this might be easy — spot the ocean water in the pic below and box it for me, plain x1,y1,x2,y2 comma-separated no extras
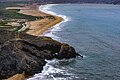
28,4,120,80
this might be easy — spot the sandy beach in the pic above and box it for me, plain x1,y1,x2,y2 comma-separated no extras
6,4,62,36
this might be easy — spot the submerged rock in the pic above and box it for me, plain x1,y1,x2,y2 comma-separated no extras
0,30,79,79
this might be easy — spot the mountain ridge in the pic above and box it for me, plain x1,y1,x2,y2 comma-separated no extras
0,0,120,4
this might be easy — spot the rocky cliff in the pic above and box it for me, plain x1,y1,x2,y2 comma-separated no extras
0,30,80,79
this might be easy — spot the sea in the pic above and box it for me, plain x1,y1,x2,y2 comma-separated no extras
28,4,120,80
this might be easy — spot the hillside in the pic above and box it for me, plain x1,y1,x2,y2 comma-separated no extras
0,0,120,4
33,0,120,4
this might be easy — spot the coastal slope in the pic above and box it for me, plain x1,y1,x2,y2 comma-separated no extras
0,30,79,79
0,2,78,80
6,4,62,36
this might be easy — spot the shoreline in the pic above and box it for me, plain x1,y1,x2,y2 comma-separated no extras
5,4,71,80
6,4,63,36
39,4,71,38
5,4,63,80
21,4,63,36
2,2,120,80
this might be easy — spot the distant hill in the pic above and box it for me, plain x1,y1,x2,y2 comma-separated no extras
0,0,28,2
33,0,120,4
0,0,120,4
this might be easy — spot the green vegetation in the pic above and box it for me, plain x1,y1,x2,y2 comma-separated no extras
45,16,56,20
0,21,12,26
0,10,40,21
0,26,15,30
13,26,23,32
0,1,41,32
0,21,7,26
8,9,20,12
0,2,41,21
0,1,55,32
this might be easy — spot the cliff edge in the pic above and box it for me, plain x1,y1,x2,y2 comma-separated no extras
0,30,80,79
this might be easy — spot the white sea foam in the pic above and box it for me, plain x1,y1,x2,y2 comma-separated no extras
27,4,74,80
81,53,87,58
39,4,71,40
27,59,75,80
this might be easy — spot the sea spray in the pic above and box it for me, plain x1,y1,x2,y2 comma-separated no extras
27,59,76,80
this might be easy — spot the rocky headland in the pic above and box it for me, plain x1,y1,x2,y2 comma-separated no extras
0,30,80,79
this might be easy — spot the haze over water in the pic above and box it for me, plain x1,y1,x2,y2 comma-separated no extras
29,4,120,80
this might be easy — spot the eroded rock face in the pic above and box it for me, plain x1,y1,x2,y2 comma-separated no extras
0,30,79,79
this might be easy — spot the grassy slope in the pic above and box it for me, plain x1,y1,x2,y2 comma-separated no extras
0,1,41,21
0,1,41,31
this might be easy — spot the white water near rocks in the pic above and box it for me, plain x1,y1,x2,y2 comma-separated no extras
27,4,76,80
28,59,78,80
28,4,120,80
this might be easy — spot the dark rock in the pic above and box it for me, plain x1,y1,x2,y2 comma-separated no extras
0,40,46,79
0,30,79,79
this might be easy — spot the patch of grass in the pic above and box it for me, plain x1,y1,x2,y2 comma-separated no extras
45,16,56,20
8,9,20,12
0,9,41,21
0,2,42,21
0,26,16,30
0,1,45,32
0,21,7,26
